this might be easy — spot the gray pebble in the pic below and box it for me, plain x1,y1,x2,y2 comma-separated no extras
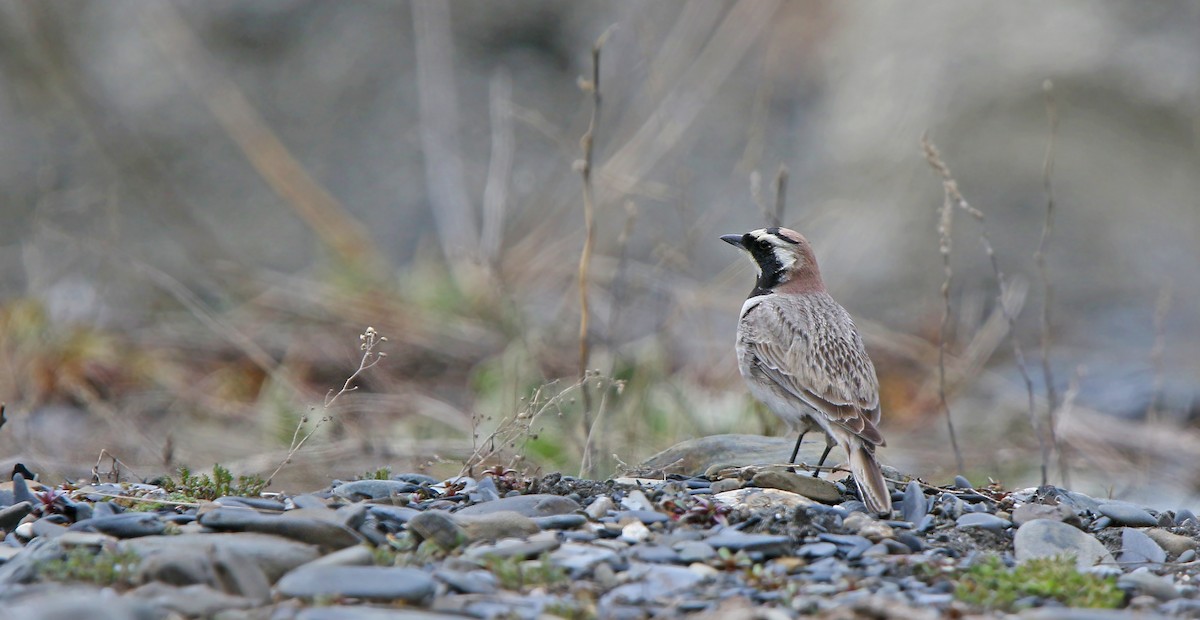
198,507,362,551
0,502,32,531
614,510,670,525
798,542,838,558
954,476,972,489
1178,549,1196,563
392,473,439,486
674,541,715,563
1088,516,1112,531
407,511,468,549
1098,502,1157,527
1014,519,1114,570
631,544,680,563
916,514,936,533
277,566,435,603
331,480,419,500
900,481,926,524
455,493,580,518
69,513,165,538
955,513,1011,533
1119,527,1166,567
434,568,497,594
704,530,791,557
1117,568,1179,601
1175,509,1196,526
532,514,587,530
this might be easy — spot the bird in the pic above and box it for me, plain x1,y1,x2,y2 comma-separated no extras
721,226,891,515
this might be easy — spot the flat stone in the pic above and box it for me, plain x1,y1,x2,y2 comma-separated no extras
129,582,256,617
637,434,832,476
1014,520,1115,571
1146,528,1198,557
0,502,32,531
332,480,419,500
955,513,1012,533
621,520,651,543
434,568,497,594
704,530,791,557
631,544,679,563
532,514,587,530
675,541,716,563
1119,527,1166,568
1117,568,1179,601
276,566,436,603
798,542,838,558
900,481,926,524
709,478,743,494
713,487,813,513
751,470,841,503
549,542,625,578
1012,503,1076,527
4,590,163,619
614,510,670,525
296,608,463,620
619,490,654,512
69,513,166,538
600,563,704,606
456,511,540,542
121,533,319,582
1098,502,1157,527
462,532,560,561
585,496,614,520
367,505,421,526
198,507,362,550
454,494,579,518
407,511,468,549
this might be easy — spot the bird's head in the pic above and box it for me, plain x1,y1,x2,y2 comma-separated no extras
720,227,824,295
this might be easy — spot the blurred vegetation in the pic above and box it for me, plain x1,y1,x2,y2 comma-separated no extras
955,555,1124,611
0,2,1197,504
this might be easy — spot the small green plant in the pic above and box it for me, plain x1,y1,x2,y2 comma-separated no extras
955,555,1124,611
482,552,567,591
38,546,141,588
362,466,392,480
160,464,267,500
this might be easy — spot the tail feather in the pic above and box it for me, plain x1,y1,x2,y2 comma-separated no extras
848,441,891,516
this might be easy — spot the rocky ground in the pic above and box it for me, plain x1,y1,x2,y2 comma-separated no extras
1,437,1199,619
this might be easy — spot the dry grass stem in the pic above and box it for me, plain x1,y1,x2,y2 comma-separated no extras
1053,364,1086,488
922,135,1048,486
481,68,514,270
927,132,966,474
1035,79,1062,482
265,327,387,487
576,26,615,476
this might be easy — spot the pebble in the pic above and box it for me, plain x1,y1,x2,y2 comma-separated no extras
1119,527,1167,567
900,481,926,524
1011,502,1077,527
1013,519,1115,570
675,541,716,563
704,530,791,557
454,494,580,518
1145,528,1197,557
331,480,420,500
407,511,469,549
277,566,436,603
1118,568,1180,601
585,495,615,520
198,507,362,550
751,470,841,503
69,513,166,538
1098,502,1159,527
955,513,1011,533
620,520,651,544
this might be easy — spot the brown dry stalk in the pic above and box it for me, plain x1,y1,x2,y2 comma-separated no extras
1147,281,1174,428
927,134,966,475
1035,79,1063,483
577,27,615,477
265,327,387,488
922,135,1048,486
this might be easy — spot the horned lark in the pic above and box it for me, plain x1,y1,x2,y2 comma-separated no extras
722,227,891,515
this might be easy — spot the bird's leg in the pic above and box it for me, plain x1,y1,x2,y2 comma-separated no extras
789,430,808,465
812,433,835,478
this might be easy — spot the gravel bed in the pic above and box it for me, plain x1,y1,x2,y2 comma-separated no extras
2,463,1199,619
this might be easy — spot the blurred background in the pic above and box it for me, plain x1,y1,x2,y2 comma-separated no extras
1,0,1198,508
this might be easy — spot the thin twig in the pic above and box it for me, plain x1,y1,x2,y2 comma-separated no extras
576,26,615,475
927,133,965,474
1035,79,1062,482
773,165,789,227
264,327,387,488
481,68,514,270
922,135,1048,486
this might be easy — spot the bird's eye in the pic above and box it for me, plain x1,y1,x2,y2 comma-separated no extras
757,239,771,250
